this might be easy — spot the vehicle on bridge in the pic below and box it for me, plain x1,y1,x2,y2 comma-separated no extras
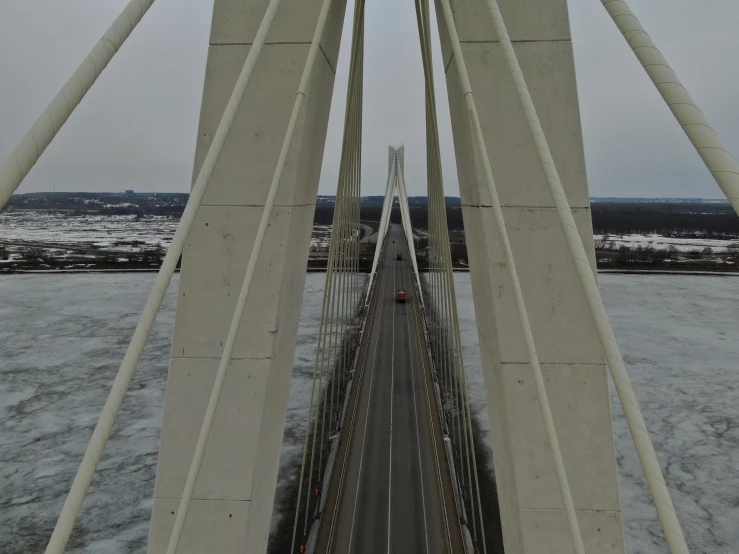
396,251,402,260
396,289,406,303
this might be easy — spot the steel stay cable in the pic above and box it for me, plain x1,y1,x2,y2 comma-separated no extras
485,0,690,551
397,167,423,295
414,0,445,399
344,59,361,416
304,159,350,531
415,0,446,376
428,98,484,547
301,186,341,535
600,0,739,218
438,1,586,552
428,89,483,549
338,76,356,419
333,50,359,435
300,0,365,539
422,35,487,541
454,303,488,553
291,189,337,550
345,37,364,411
415,0,457,469
328,155,348,440
416,1,485,537
305,154,344,532
323,1,364,469
331,90,354,439
0,0,156,211
351,46,363,324
318,151,347,503
43,2,284,551
420,12,439,381
366,168,394,300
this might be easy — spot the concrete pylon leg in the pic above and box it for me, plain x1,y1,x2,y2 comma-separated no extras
147,1,347,553
434,1,625,552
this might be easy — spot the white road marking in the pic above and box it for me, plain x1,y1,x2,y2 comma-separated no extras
401,240,431,554
345,231,391,553
387,234,397,554
405,237,455,552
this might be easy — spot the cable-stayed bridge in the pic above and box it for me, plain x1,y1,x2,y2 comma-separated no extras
1,0,738,553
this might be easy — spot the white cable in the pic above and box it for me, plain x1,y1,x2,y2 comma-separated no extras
600,0,739,218
0,0,156,210
316,0,364,492
294,1,365,545
366,158,395,299
161,0,343,550
396,160,423,297
485,0,689,551
43,2,282,552
437,1,586,552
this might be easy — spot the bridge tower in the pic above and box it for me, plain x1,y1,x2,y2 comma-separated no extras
435,1,624,552
149,0,624,552
147,2,348,552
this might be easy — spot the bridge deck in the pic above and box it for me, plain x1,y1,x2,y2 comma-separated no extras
316,224,464,554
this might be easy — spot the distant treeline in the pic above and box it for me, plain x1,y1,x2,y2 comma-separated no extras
590,202,739,238
6,193,738,238
344,202,738,238
314,205,465,229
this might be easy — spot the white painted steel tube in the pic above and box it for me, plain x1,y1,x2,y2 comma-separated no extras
397,164,423,297
437,1,586,553
486,0,689,551
164,0,341,550
0,0,156,210
366,162,395,299
43,2,282,552
601,0,739,217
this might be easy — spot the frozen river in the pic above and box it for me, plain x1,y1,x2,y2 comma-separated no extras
1,272,737,553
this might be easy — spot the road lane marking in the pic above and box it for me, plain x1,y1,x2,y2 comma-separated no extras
401,240,430,554
327,232,389,553
405,240,454,552
345,229,392,553
387,234,397,554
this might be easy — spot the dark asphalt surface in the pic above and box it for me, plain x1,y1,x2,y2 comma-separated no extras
316,225,463,554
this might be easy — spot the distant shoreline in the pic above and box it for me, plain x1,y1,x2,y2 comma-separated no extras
2,267,738,277
2,201,737,274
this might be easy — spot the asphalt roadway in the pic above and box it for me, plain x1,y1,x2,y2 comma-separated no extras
315,224,464,554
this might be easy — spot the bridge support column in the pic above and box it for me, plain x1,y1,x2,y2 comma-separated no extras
147,1,346,552
435,2,626,552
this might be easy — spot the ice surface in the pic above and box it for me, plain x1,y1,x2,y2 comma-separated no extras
452,273,739,554
0,273,737,553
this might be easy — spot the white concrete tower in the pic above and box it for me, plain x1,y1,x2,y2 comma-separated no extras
434,1,626,552
147,1,347,553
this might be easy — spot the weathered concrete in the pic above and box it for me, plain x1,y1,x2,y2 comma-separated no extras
434,1,626,552
148,1,347,552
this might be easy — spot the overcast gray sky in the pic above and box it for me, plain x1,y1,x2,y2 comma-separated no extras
0,0,737,198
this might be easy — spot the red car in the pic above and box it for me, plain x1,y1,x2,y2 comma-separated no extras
396,289,406,303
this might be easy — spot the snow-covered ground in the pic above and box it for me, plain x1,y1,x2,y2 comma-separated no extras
0,212,177,251
310,224,332,250
0,273,737,553
594,233,739,253
0,212,337,252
